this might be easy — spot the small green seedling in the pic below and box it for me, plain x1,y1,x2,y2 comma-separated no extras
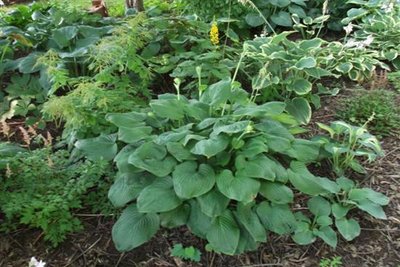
171,243,201,262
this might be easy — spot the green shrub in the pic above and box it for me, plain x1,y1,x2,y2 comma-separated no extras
0,148,112,246
76,79,388,255
336,89,400,136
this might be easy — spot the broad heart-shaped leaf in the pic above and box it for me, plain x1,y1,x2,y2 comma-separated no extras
216,170,260,203
259,181,293,204
112,204,160,251
235,155,279,181
187,200,212,238
156,124,192,145
206,210,240,255
235,225,259,255
137,177,182,213
18,53,43,73
106,112,147,127
51,26,79,49
239,136,269,158
128,142,177,177
235,203,267,242
191,135,229,158
255,120,294,152
294,57,317,70
335,218,360,241
172,161,215,199
245,12,265,27
75,134,117,161
166,142,195,162
287,78,312,95
197,188,230,217
307,196,331,217
284,139,320,163
271,11,292,27
150,97,186,121
200,79,232,107
117,125,153,144
288,162,340,195
108,172,155,208
285,97,312,125
314,226,337,248
211,120,251,137
233,102,286,117
114,145,141,173
256,202,297,235
159,204,190,228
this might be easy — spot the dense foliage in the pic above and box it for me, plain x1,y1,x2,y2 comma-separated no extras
0,0,398,259
0,146,112,246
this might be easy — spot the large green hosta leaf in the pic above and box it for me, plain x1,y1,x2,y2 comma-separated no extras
172,161,215,199
128,142,176,177
114,145,141,173
159,204,190,228
150,96,187,120
235,155,281,181
51,26,79,49
284,139,320,162
200,79,232,107
233,102,286,117
187,200,212,238
255,120,293,152
108,172,155,208
216,170,260,203
191,135,229,158
197,188,230,217
211,120,251,137
206,210,240,255
288,161,340,195
112,205,160,251
285,97,312,125
256,202,297,235
137,177,182,213
259,181,293,204
235,203,267,242
75,134,117,161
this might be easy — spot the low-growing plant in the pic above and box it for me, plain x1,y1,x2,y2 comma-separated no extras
171,243,201,262
316,120,383,176
342,0,400,68
336,89,400,136
75,79,389,255
0,148,112,246
319,256,343,267
242,31,387,124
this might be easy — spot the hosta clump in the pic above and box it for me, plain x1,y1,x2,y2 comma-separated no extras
76,79,389,255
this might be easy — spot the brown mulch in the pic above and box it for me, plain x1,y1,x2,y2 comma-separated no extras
1,86,400,267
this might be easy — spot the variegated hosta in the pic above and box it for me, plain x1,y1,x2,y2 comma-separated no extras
76,79,389,255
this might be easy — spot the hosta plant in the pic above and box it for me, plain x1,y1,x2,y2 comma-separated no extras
242,31,388,123
76,79,389,255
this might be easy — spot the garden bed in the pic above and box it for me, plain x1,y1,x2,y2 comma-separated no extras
1,89,399,267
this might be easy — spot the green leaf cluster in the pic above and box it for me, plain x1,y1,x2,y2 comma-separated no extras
0,148,112,246
76,79,389,255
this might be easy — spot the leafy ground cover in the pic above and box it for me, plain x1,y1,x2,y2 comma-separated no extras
1,0,400,266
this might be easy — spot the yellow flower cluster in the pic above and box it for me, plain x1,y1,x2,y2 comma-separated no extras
210,22,219,45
